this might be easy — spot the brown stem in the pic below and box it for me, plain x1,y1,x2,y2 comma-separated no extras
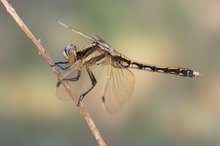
0,0,107,146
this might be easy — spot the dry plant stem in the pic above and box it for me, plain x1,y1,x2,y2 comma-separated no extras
1,0,107,146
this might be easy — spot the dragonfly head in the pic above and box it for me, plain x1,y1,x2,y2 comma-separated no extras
63,44,77,63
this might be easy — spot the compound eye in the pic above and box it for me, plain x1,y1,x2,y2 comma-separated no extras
63,44,74,59
64,44,74,55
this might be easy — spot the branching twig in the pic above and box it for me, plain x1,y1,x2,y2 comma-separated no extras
0,0,107,146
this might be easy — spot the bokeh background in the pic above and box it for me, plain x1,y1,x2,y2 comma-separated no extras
0,0,220,146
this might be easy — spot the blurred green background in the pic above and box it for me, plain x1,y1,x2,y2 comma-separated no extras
0,0,220,146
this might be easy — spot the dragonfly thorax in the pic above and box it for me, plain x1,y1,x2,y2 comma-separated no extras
63,44,77,63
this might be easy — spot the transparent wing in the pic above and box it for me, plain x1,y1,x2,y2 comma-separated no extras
56,58,107,101
56,62,82,100
102,63,135,114
92,35,116,52
92,35,112,48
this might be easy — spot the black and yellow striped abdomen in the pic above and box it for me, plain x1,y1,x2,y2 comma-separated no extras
130,61,200,77
111,54,200,77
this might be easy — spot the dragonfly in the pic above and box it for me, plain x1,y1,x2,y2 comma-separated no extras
54,20,200,114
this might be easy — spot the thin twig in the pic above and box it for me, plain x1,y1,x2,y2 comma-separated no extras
0,0,107,146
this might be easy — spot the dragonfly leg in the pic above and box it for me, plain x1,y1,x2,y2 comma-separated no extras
77,66,97,106
52,61,70,70
56,69,81,87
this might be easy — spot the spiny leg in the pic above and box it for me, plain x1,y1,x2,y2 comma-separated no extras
52,61,70,70
77,66,97,106
56,69,81,87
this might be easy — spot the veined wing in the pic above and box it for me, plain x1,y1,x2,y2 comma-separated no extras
56,53,107,101
92,35,116,53
102,59,135,114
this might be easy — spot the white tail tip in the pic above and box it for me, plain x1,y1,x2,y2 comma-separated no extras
193,71,200,77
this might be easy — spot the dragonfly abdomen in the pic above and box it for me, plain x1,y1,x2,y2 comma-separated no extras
130,61,200,77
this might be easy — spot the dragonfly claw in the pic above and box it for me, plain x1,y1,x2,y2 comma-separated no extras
77,94,85,106
50,64,55,67
77,100,81,106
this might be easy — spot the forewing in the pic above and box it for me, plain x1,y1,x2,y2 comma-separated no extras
56,59,107,101
56,62,82,100
93,35,116,53
102,64,135,114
